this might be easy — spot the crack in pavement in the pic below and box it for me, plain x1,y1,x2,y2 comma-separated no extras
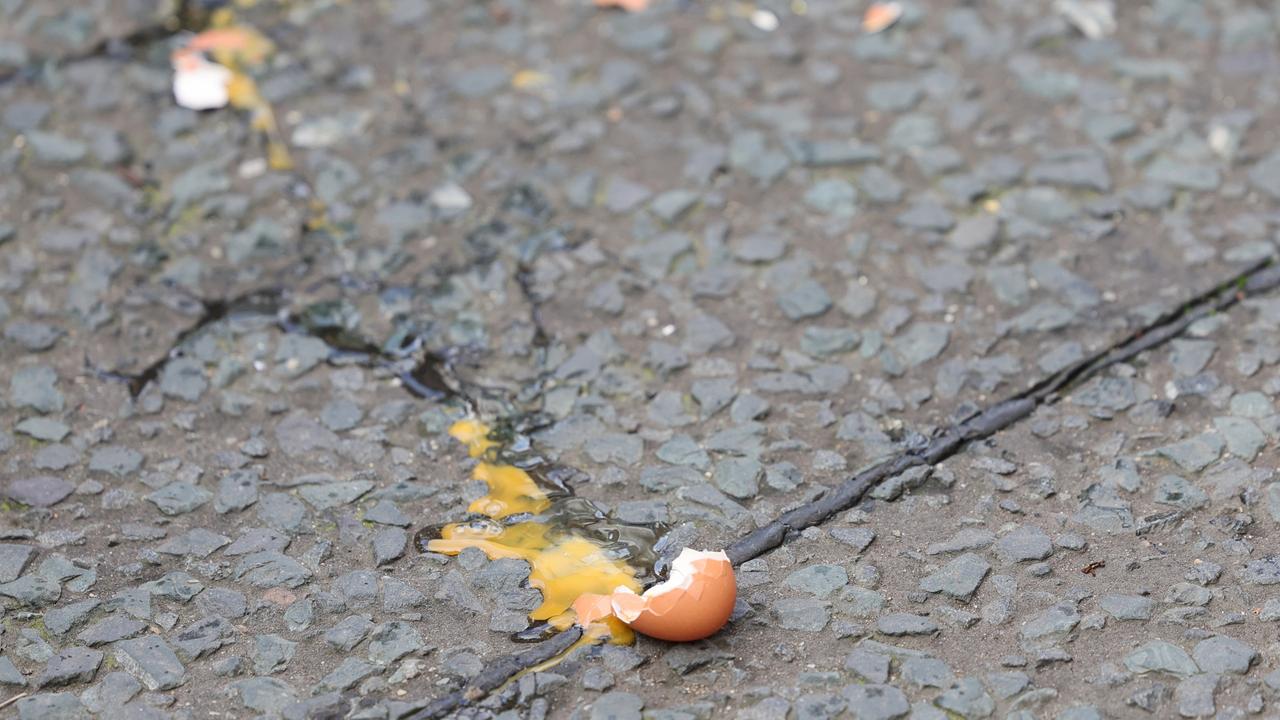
0,1,213,87
87,286,288,397
87,284,472,408
84,181,588,414
725,255,1280,564
408,254,1280,719
409,626,585,720
514,261,552,350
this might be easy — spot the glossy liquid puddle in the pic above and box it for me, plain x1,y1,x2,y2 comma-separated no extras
416,420,668,647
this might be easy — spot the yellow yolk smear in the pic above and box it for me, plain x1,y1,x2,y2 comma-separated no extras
426,420,643,645
448,419,550,518
449,418,498,455
469,464,550,518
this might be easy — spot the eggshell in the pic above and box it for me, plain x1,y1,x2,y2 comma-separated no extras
608,549,736,642
571,592,615,626
862,1,903,33
172,53,232,111
593,0,649,12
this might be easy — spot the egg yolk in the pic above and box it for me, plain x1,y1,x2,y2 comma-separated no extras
449,419,550,518
427,420,643,644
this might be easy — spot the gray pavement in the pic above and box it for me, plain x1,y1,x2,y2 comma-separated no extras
1,0,1280,718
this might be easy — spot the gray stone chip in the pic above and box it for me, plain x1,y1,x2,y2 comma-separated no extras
919,553,990,602
1125,640,1200,676
876,613,938,636
994,525,1053,563
114,637,186,690
36,647,103,688
1192,635,1257,675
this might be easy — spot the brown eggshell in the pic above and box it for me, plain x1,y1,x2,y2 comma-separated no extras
609,549,736,642
571,592,615,626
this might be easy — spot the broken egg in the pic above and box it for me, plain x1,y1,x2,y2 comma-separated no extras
426,420,646,646
168,12,293,170
172,51,233,111
573,548,736,642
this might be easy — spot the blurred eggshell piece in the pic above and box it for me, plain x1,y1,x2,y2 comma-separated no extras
187,26,275,65
173,53,233,111
594,0,649,11
608,549,736,642
862,1,903,33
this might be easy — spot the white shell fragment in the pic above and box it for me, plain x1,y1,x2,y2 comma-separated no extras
173,54,233,111
750,9,779,32
1054,0,1117,40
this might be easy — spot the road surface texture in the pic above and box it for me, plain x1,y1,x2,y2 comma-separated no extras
2,0,1280,718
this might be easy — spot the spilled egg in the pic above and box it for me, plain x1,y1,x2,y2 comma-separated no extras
425,419,736,655
424,420,648,645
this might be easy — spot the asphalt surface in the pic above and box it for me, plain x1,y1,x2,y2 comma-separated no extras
2,0,1280,718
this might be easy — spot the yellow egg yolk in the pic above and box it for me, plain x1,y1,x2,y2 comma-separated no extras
426,420,643,644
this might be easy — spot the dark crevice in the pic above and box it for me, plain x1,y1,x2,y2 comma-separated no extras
514,262,550,348
0,0,222,87
410,255,1280,719
89,284,474,410
278,302,468,406
87,286,288,397
404,627,584,720
400,353,460,401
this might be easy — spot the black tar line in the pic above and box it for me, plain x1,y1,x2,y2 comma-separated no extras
408,255,1280,720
